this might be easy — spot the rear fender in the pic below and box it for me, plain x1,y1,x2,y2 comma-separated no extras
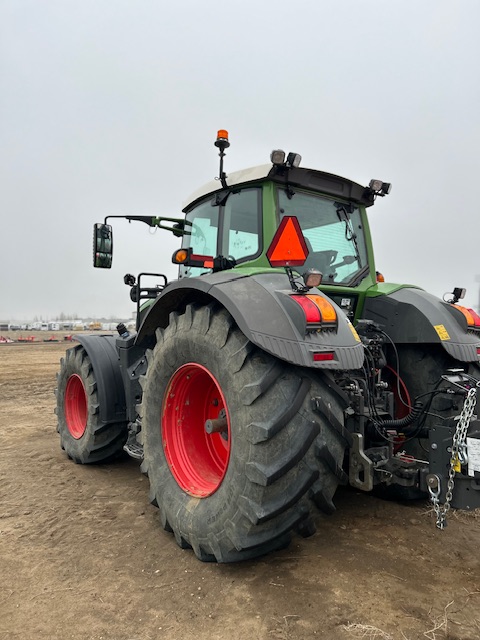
136,271,365,370
73,334,127,424
363,288,480,362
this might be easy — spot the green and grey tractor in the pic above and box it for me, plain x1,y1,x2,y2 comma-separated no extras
55,131,480,562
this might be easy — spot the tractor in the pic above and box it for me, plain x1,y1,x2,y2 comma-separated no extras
55,131,480,562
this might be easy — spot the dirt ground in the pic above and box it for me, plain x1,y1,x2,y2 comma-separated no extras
0,341,479,640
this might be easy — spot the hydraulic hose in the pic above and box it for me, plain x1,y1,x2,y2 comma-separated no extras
375,400,424,432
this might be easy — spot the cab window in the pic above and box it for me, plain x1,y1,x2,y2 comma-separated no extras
180,188,261,278
278,190,368,285
223,189,261,261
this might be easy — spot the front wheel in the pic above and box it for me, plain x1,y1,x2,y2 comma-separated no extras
140,304,347,562
55,345,128,463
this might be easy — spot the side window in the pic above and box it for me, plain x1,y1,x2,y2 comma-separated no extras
223,189,261,262
180,200,219,278
179,188,262,278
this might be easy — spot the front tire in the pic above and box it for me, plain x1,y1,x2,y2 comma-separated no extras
55,345,128,463
140,304,346,562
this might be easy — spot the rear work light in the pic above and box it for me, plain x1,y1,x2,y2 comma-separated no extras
290,294,337,328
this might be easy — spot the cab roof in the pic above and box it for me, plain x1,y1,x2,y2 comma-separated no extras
183,163,375,211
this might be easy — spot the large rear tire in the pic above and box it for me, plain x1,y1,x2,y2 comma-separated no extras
55,345,128,463
140,304,347,562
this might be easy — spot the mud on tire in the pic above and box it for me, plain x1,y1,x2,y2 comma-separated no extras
55,345,128,464
140,303,347,562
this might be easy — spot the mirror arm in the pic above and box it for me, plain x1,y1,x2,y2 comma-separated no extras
104,215,187,236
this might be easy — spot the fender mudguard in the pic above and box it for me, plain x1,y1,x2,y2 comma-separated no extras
73,334,127,424
363,287,480,362
136,271,364,370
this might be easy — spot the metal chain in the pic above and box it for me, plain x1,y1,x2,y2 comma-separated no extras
428,386,477,529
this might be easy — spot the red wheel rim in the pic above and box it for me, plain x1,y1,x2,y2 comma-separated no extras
65,374,88,439
162,363,231,497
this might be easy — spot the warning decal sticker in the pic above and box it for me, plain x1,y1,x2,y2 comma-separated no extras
467,437,480,477
434,324,451,341
348,323,361,343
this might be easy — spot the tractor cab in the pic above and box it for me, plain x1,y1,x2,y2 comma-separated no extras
93,129,392,324
172,131,392,321
178,178,371,285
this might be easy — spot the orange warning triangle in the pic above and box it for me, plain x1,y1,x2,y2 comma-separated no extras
266,216,309,267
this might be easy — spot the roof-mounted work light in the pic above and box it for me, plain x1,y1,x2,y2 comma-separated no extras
368,179,392,197
270,149,286,165
286,152,302,168
270,150,302,168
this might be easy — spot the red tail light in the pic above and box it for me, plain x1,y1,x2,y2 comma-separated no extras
290,294,337,327
453,304,480,328
291,295,321,323
467,308,480,327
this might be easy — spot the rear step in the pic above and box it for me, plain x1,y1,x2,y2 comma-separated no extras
123,441,144,460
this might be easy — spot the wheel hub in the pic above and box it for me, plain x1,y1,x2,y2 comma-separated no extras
162,363,231,497
65,374,88,439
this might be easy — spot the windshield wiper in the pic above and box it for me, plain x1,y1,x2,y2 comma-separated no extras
335,204,361,265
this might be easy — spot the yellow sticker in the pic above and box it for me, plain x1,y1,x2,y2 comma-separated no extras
434,324,450,341
349,323,361,342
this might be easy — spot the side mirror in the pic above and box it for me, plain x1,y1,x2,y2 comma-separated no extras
93,223,113,268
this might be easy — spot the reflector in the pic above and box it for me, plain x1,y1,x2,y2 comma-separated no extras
313,352,335,362
190,254,214,268
266,216,309,267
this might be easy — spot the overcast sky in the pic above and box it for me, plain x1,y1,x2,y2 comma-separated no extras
1,0,479,321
